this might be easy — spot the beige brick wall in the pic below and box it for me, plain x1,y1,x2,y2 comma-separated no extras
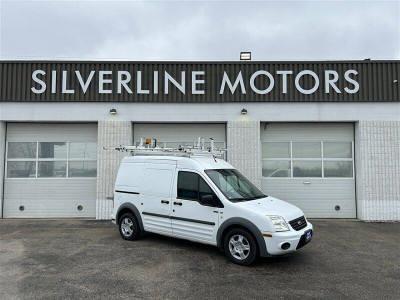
356,121,400,221
0,122,5,217
96,121,132,220
227,121,261,188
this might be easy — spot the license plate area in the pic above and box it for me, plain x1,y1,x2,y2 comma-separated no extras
305,229,312,242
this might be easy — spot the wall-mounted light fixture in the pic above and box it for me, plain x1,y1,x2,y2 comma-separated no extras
241,108,248,115
240,52,251,61
110,108,117,115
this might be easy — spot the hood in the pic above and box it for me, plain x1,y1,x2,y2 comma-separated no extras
236,196,304,222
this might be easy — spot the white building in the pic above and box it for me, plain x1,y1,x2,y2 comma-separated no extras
0,60,399,221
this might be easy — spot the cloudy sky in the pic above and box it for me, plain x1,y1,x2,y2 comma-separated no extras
0,0,399,61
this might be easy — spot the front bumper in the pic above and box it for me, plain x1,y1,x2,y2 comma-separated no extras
263,222,313,256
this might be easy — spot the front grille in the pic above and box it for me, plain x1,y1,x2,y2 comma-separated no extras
289,216,307,231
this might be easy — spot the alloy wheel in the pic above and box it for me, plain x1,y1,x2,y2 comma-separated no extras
121,218,134,236
229,234,251,260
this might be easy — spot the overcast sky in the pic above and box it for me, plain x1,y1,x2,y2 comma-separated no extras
0,0,399,61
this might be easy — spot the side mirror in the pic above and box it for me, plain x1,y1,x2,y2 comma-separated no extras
199,194,217,207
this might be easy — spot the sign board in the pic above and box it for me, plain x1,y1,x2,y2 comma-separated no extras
0,61,399,102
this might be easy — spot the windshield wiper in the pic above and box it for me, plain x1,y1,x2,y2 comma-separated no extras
229,197,247,202
253,195,267,199
230,195,267,202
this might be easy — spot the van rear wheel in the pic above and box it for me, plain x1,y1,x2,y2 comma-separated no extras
119,213,140,241
224,228,258,265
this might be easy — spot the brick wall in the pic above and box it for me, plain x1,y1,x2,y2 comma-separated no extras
96,121,132,220
227,121,261,188
0,122,5,217
356,121,400,221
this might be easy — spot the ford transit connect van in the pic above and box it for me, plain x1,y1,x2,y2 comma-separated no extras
110,142,313,265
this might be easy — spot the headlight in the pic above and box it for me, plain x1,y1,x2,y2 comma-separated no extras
268,216,289,232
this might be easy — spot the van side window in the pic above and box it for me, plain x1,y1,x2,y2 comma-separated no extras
177,171,199,200
177,171,218,203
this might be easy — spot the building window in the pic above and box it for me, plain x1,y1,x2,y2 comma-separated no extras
38,161,67,178
69,142,97,159
6,141,97,178
39,142,67,159
7,142,37,159
261,142,291,177
6,161,36,178
68,161,97,177
261,141,353,178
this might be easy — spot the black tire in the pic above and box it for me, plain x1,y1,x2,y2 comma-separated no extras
118,213,140,241
224,228,258,266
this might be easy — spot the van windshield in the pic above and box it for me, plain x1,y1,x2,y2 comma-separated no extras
205,169,266,202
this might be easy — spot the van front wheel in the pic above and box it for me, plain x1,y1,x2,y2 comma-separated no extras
224,228,258,265
119,213,140,241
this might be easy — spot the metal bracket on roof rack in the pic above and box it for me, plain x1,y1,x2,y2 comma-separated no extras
103,137,226,158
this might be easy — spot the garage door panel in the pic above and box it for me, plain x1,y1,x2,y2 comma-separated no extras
262,179,356,218
261,123,354,141
4,179,96,218
133,123,226,143
261,122,356,218
4,123,97,218
7,123,97,142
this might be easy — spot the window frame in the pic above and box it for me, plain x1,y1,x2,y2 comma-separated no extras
261,140,354,179
176,170,221,206
5,141,97,179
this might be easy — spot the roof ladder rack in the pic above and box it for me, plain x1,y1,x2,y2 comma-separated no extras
103,137,226,158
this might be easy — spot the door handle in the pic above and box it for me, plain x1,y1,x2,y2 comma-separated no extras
161,200,170,204
173,202,182,206
303,181,311,185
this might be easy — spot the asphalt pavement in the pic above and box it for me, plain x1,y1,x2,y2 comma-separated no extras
0,219,399,299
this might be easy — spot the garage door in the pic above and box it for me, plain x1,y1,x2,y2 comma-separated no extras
260,123,356,218
133,123,226,152
3,123,97,218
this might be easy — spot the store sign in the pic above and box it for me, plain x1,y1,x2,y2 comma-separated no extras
31,69,359,95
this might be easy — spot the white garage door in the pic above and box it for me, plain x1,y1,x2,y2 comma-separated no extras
260,123,356,218
133,123,226,151
4,123,97,218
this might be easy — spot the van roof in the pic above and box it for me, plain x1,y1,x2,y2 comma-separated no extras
121,155,234,170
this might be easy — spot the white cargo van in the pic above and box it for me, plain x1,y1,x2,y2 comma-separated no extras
110,140,313,265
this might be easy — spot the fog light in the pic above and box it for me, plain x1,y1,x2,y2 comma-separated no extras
281,242,291,250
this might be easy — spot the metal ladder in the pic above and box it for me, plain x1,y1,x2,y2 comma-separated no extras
104,137,226,158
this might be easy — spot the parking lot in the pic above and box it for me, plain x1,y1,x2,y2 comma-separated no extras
0,219,399,299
